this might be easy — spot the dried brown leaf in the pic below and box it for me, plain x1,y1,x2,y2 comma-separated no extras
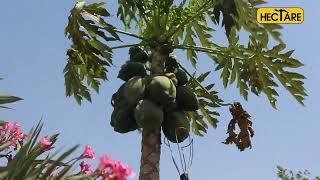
223,102,254,151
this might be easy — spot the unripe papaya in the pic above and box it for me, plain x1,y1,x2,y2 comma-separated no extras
147,76,176,106
162,111,190,143
129,47,149,63
112,84,125,107
129,47,143,59
134,100,164,130
123,76,146,105
131,52,149,63
118,62,147,81
175,69,188,86
165,56,178,72
111,104,137,133
176,86,199,111
165,73,178,86
160,44,173,55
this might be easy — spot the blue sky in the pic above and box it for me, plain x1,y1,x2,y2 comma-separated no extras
1,0,319,179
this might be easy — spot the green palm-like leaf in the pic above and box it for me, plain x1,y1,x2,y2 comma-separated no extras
0,95,23,105
0,77,22,109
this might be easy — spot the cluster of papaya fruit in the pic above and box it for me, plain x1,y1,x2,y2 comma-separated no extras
111,47,199,143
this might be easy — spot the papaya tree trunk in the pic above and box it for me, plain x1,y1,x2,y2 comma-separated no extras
139,47,166,180
139,128,161,180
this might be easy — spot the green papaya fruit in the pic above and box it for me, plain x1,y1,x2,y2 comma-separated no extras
134,100,164,130
165,73,178,86
175,69,188,86
112,84,124,107
123,76,146,105
165,56,178,72
176,86,199,111
162,111,190,143
129,47,143,59
160,44,173,55
147,76,176,106
129,47,149,63
131,52,149,63
118,62,147,81
111,104,137,133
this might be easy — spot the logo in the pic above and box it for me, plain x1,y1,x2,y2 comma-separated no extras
257,8,304,24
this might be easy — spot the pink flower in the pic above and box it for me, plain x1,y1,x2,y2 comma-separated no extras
0,130,6,137
1,123,11,138
98,155,114,169
40,137,52,151
1,122,28,148
10,132,29,148
11,132,28,141
97,155,135,180
98,155,114,179
112,160,135,180
10,123,21,134
79,161,94,175
16,133,28,140
80,145,95,159
2,123,11,131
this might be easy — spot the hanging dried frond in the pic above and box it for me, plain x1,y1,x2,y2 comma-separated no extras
223,102,254,151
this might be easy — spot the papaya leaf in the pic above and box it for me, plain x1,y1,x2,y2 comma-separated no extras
171,0,219,66
64,1,120,105
117,0,141,29
186,72,225,136
210,0,238,37
183,24,198,67
212,39,306,108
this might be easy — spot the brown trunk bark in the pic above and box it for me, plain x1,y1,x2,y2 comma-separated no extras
139,47,166,180
139,128,161,180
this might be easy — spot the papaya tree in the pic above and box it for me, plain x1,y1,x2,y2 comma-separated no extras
63,0,307,179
